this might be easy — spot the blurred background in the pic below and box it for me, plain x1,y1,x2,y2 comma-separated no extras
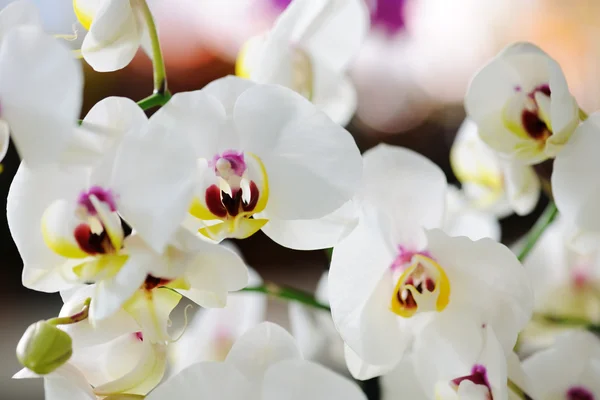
0,0,596,398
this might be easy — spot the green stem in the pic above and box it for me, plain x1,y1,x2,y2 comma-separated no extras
136,0,168,95
242,283,331,312
137,91,172,110
508,378,534,400
47,298,91,326
579,107,588,121
532,313,600,334
517,202,558,262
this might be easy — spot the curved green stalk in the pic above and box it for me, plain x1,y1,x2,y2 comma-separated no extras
242,283,331,312
135,0,171,110
517,202,558,262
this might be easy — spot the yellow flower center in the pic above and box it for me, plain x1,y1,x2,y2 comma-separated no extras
189,152,270,241
390,255,451,318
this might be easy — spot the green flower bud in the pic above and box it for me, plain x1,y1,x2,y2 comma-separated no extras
16,320,73,375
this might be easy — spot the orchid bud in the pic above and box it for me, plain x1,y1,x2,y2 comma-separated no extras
16,320,73,375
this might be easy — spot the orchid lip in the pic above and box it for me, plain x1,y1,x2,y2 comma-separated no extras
390,254,451,318
451,364,492,397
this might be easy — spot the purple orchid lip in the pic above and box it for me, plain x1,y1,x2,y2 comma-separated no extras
77,186,117,215
567,386,594,400
370,0,408,35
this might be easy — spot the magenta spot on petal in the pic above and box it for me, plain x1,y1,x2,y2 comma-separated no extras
78,186,117,215
514,85,522,92
210,150,247,177
567,387,595,400
370,0,408,35
270,0,292,11
390,245,433,270
135,332,144,342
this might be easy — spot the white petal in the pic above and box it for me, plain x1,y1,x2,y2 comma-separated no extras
112,117,197,254
90,254,150,321
443,187,501,241
81,96,148,184
177,241,248,308
93,342,167,396
523,330,600,399
0,0,42,39
521,217,569,309
170,268,266,373
426,229,533,352
380,357,428,400
501,160,540,216
361,143,447,248
263,359,367,400
225,322,302,381
124,288,181,344
81,0,142,72
148,88,228,160
413,313,507,400
0,26,82,167
344,344,398,381
0,118,9,162
260,200,359,250
202,75,257,116
312,64,358,126
287,0,369,71
7,162,87,291
146,361,256,400
329,216,407,368
43,364,96,400
288,276,345,372
553,113,600,236
61,290,139,350
233,83,362,220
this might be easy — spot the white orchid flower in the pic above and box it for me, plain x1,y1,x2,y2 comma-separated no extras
520,217,600,349
14,287,167,399
0,2,83,166
73,0,149,72
522,330,600,400
450,119,540,217
466,43,580,165
236,0,369,125
328,144,533,379
381,317,529,400
150,76,362,249
170,267,266,375
443,186,501,242
8,96,247,320
148,322,366,400
553,113,600,252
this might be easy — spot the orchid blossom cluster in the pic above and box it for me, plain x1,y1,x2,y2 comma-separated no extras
5,0,600,399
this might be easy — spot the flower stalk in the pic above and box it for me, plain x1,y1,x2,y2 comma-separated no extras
135,0,171,110
242,283,331,312
517,201,558,262
508,378,534,400
532,313,600,334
